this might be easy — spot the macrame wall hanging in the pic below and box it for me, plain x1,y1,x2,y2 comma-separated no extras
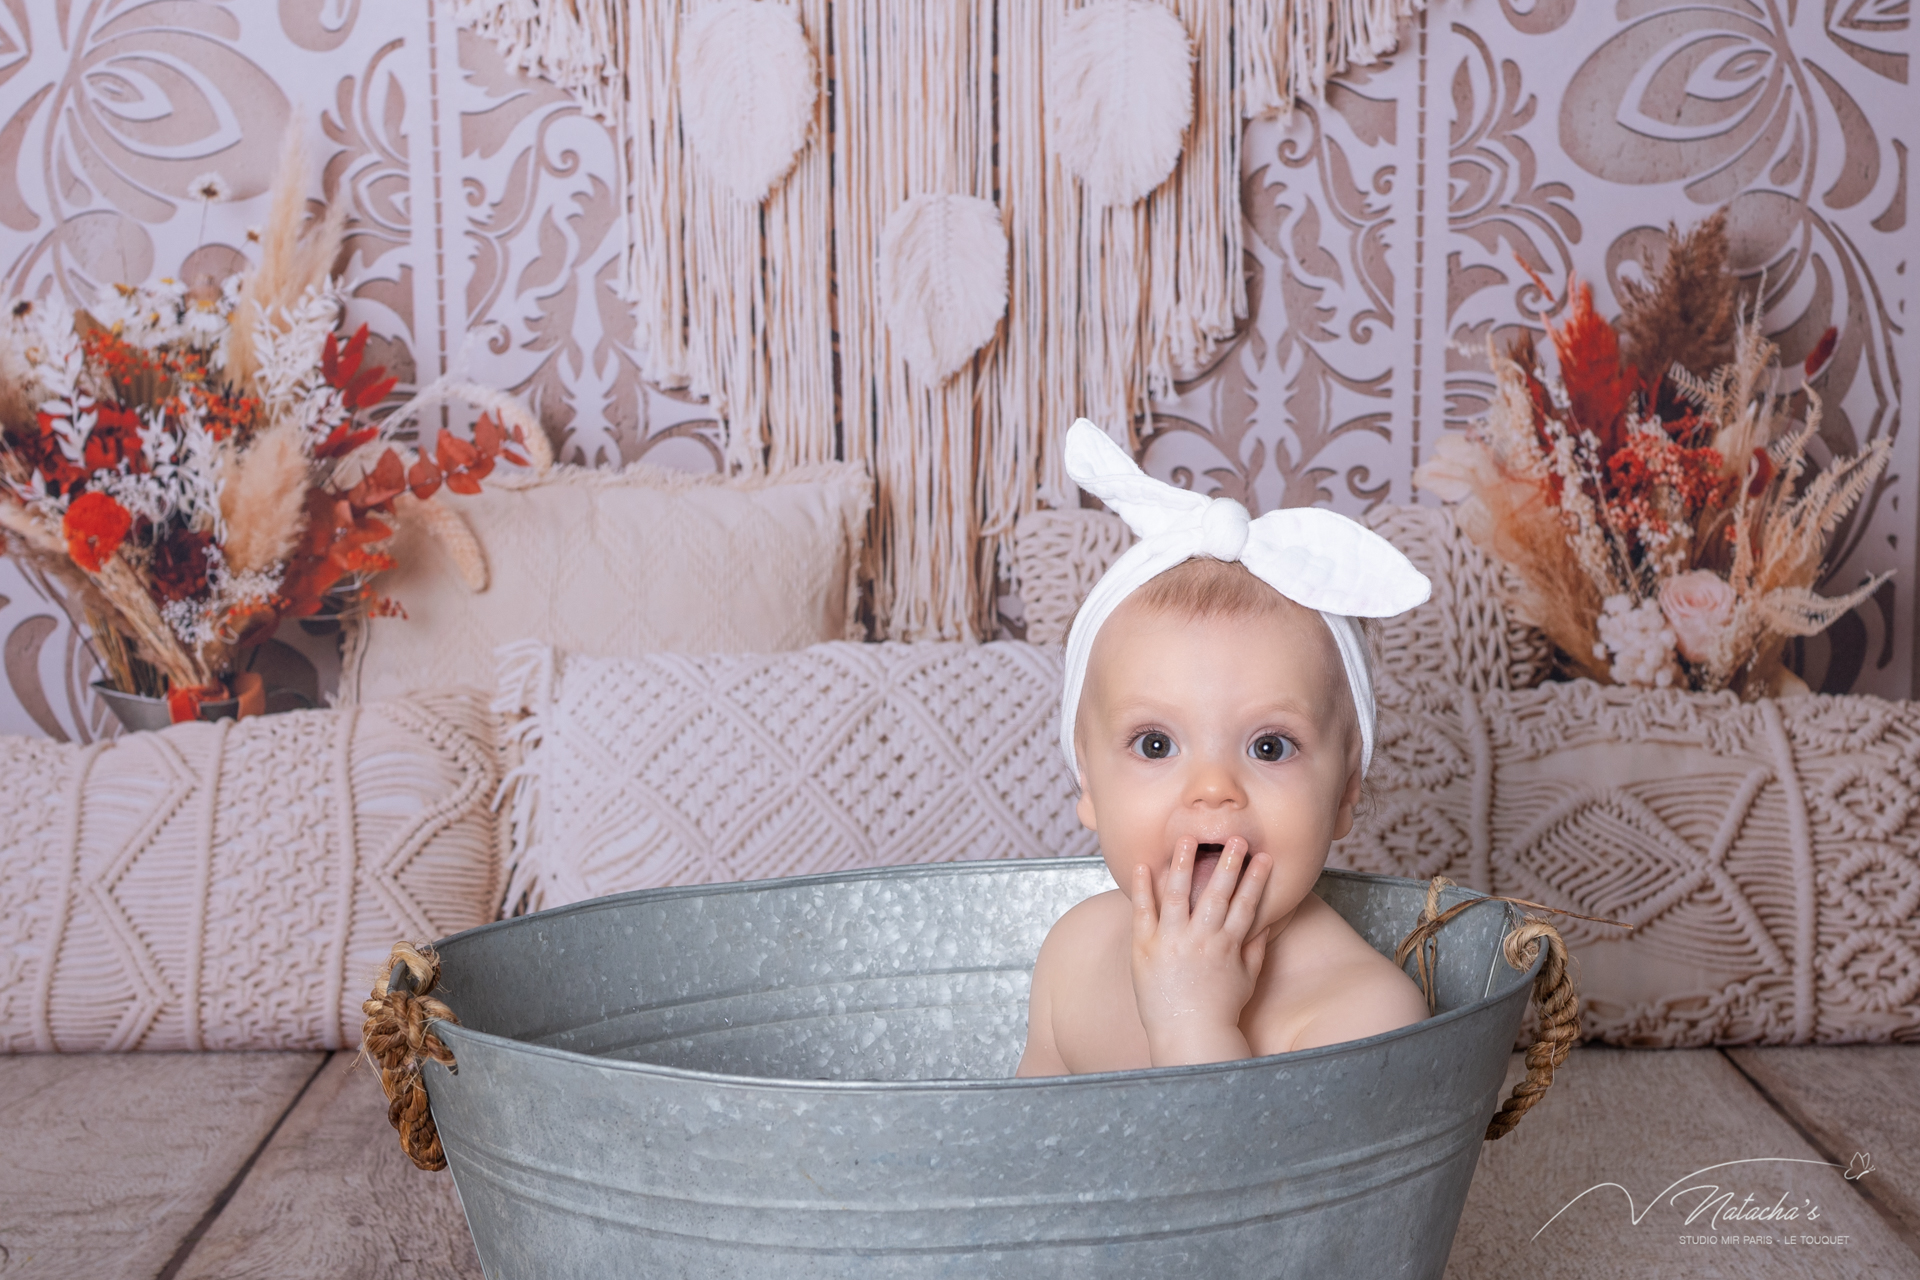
454,0,1424,640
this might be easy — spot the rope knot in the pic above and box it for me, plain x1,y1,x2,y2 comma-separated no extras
361,940,460,1171
1395,878,1598,1143
1196,497,1250,562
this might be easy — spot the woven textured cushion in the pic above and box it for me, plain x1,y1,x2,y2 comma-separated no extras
0,691,501,1052
345,461,872,704
495,641,1097,911
1011,508,1136,645
1338,675,1920,1045
1012,503,1550,689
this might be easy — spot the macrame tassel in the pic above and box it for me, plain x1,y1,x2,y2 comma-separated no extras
450,0,626,121
457,0,1425,639
619,0,834,474
832,0,997,639
492,640,557,915
759,1,839,475
1236,0,1427,116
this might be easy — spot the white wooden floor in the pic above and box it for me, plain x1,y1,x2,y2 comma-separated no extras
2,1047,1914,1278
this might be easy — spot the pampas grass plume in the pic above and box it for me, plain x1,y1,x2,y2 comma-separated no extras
220,423,311,575
1617,211,1739,404
224,119,345,395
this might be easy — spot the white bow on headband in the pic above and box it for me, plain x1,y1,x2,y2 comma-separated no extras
1059,418,1431,777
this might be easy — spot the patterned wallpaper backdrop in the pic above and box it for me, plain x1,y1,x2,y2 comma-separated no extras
0,0,1912,739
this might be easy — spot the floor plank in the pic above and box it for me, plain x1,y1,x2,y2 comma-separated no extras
0,1052,322,1280
1726,1046,1920,1250
1446,1048,1920,1279
171,1053,482,1280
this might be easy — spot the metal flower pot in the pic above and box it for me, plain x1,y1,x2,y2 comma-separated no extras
91,680,314,733
420,860,1540,1279
91,681,238,732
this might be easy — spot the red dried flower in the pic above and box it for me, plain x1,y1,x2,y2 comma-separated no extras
148,528,214,602
1804,326,1838,380
323,324,397,411
62,491,131,572
1550,278,1639,456
83,405,143,474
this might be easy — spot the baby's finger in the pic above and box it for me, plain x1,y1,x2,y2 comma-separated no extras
1197,836,1248,927
1242,926,1271,984
1132,863,1158,944
1222,849,1272,939
1162,837,1195,926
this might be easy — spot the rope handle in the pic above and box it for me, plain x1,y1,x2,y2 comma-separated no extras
1394,877,1615,1142
361,941,459,1171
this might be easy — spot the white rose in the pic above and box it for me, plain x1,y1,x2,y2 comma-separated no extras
1658,571,1736,665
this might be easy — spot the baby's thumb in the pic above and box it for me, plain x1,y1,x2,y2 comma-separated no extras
1242,930,1269,981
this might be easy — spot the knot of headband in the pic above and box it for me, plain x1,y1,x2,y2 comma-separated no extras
1059,418,1431,778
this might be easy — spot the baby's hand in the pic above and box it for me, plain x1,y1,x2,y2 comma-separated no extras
1129,836,1273,1067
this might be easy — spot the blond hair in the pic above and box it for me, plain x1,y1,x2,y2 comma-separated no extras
1129,556,1288,621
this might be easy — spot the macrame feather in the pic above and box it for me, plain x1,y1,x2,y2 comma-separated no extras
1048,0,1194,206
878,193,1009,385
457,0,1425,642
677,0,819,203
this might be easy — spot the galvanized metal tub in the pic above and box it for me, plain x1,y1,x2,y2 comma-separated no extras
420,859,1540,1279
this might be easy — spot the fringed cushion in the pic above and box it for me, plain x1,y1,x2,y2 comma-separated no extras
494,641,1095,913
0,692,501,1052
1338,675,1920,1045
344,461,872,705
1013,503,1551,689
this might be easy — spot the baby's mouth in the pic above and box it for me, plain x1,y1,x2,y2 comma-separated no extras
1189,842,1230,909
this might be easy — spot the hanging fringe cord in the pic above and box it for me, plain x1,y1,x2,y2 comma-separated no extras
1395,877,1626,1142
362,942,460,1171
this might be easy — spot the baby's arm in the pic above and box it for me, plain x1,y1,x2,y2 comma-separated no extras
1014,940,1069,1077
1130,836,1273,1067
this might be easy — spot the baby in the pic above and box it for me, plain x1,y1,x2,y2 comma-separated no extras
1018,421,1433,1075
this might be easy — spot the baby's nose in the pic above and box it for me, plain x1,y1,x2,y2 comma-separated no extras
1184,754,1248,805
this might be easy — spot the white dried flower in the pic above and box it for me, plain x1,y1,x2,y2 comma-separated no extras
1595,593,1681,689
188,172,231,203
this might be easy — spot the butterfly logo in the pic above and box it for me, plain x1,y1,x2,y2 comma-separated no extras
1844,1153,1875,1182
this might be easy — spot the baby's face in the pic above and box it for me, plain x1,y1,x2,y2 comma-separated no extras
1074,596,1362,933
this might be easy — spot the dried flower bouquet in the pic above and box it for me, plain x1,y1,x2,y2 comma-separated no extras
1417,214,1888,698
0,130,548,723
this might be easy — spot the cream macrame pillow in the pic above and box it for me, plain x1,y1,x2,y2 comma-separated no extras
1339,674,1920,1046
1013,503,1551,690
0,691,501,1052
494,641,1096,913
344,461,873,704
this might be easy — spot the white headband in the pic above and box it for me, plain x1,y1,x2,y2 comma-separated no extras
1059,419,1430,778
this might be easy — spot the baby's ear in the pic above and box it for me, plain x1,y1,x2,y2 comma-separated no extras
1331,763,1363,842
1074,769,1097,832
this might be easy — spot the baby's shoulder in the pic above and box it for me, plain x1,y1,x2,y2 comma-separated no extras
1034,889,1129,973
1258,896,1428,1053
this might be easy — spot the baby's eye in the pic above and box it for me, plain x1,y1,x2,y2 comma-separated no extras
1249,733,1296,763
1131,731,1176,760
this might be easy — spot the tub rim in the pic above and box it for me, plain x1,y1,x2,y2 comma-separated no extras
425,859,1541,1095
